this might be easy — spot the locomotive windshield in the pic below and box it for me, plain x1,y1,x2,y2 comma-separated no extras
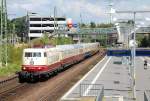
25,52,41,57
33,52,41,57
25,52,32,57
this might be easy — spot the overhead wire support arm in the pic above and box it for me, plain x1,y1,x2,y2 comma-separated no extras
116,10,150,14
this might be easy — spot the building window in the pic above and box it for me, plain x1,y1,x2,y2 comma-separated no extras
42,30,54,33
30,18,41,21
30,24,41,27
42,18,51,21
42,24,55,27
56,18,66,21
30,30,41,33
50,18,54,21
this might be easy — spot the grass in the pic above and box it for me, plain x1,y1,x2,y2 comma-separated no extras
0,64,21,76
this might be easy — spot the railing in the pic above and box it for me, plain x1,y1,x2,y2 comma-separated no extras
78,28,117,34
80,84,104,101
144,91,150,101
76,27,150,35
96,86,104,101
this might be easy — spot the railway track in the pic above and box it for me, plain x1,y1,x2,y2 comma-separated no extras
0,76,18,84
37,52,106,101
0,83,27,100
0,76,19,94
0,50,105,101
0,76,25,100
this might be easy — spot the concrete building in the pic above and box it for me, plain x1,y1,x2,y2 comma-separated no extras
27,15,67,39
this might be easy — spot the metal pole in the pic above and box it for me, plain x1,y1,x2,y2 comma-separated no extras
12,23,15,45
132,12,136,100
108,0,113,24
105,33,107,47
27,11,30,44
80,13,82,26
54,7,56,35
54,6,57,34
4,0,7,66
0,0,3,67
115,10,150,100
78,34,80,43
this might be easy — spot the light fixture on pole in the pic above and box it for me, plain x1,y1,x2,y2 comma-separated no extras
115,10,150,100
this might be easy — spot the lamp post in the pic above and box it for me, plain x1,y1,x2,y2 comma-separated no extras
8,14,16,45
115,10,150,100
26,11,30,44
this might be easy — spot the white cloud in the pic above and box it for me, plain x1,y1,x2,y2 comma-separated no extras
7,0,150,23
142,5,150,10
60,0,105,17
8,0,50,12
52,0,106,23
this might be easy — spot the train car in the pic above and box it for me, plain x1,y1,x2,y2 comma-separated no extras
18,43,100,82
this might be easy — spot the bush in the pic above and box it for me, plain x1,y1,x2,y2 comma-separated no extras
140,37,149,47
30,36,73,46
0,64,20,76
0,44,25,76
8,44,26,65
54,37,73,45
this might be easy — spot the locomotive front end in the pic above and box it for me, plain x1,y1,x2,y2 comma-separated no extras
22,49,48,72
18,48,48,82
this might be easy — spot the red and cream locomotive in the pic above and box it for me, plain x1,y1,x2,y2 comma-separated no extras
18,43,100,82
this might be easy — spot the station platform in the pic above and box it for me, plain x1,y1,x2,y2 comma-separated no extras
60,56,150,101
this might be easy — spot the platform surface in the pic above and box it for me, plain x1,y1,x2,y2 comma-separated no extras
61,56,150,101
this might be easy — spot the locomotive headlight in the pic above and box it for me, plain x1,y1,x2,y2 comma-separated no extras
38,67,42,70
23,67,26,70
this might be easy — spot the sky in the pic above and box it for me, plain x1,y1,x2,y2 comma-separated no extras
7,0,150,24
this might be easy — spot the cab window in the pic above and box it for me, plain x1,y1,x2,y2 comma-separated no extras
44,52,47,57
25,52,32,57
33,52,41,57
25,52,41,57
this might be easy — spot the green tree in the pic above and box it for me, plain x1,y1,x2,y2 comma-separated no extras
127,20,134,25
97,23,113,28
148,35,150,47
83,35,91,43
31,34,73,46
41,33,51,45
90,22,96,28
11,16,27,38
54,37,73,45
140,36,149,47
79,23,86,28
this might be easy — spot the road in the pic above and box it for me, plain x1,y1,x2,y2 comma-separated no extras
61,56,150,101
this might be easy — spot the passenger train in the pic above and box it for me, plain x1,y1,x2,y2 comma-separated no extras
18,43,100,82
